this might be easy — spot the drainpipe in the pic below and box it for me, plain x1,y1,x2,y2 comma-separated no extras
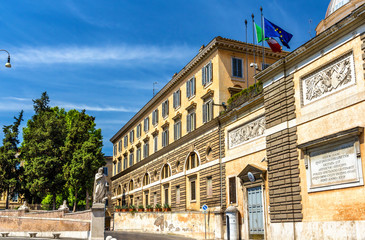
218,119,223,209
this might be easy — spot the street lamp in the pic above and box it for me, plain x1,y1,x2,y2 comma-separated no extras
0,49,11,68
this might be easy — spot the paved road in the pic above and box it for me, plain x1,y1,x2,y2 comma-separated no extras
105,231,196,240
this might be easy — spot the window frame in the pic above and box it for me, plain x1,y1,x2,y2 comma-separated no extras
231,57,243,78
136,124,141,138
186,77,196,99
162,99,169,118
186,110,196,133
202,61,213,86
129,130,134,144
173,89,181,109
228,176,237,204
144,117,149,132
129,152,134,167
203,99,213,123
174,119,181,141
162,127,169,147
143,141,149,159
152,109,159,126
136,147,141,162
124,136,128,147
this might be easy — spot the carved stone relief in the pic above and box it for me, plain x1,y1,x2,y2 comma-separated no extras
228,116,266,149
301,52,355,105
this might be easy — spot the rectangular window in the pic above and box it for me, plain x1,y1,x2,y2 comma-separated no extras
229,177,237,204
232,57,243,78
137,124,141,138
113,145,117,156
174,119,181,141
130,195,133,206
162,127,169,147
162,100,169,118
186,77,196,98
136,147,141,162
202,61,213,86
187,111,196,133
164,187,169,205
143,142,149,158
173,90,181,109
154,135,158,153
113,162,116,176
144,117,149,132
191,180,196,201
152,109,159,126
176,186,180,204
203,99,213,123
129,153,134,167
130,130,134,143
124,136,128,147
117,160,121,173
123,157,127,170
207,177,213,197
118,140,122,152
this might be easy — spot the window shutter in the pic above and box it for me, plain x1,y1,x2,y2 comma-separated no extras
193,113,196,130
166,130,169,146
186,80,190,98
193,77,196,95
209,62,212,82
187,114,191,132
178,90,181,107
202,66,206,85
237,59,242,77
174,123,176,140
173,92,176,108
208,101,213,120
156,109,159,123
203,103,207,123
166,100,169,115
232,58,237,76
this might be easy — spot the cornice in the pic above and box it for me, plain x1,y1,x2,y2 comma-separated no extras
110,36,287,143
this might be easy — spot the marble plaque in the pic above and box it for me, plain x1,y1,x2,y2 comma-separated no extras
309,141,359,189
301,52,356,106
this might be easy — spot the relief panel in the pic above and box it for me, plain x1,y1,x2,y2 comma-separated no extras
301,52,356,106
228,116,266,149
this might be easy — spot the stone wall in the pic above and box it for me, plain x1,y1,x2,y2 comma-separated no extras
0,209,91,239
264,74,303,223
114,211,219,239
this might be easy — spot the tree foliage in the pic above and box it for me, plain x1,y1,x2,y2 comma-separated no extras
0,111,24,209
22,92,105,210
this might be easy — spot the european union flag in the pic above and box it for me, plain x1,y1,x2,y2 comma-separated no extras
264,18,293,49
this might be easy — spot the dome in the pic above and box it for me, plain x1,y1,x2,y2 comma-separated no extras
316,0,364,35
326,0,350,17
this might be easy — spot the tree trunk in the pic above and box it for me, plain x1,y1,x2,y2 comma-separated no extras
86,189,89,210
52,193,56,210
5,186,9,209
73,190,78,212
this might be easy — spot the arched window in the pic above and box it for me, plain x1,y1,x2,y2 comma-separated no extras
143,173,150,186
129,180,134,191
161,164,171,179
186,152,199,170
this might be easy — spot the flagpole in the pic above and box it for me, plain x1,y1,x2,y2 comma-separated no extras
261,6,265,69
245,19,248,89
252,14,256,82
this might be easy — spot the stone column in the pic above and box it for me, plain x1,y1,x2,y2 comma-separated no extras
213,207,224,240
91,203,105,240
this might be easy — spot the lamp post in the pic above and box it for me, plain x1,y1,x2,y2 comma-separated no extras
0,49,11,68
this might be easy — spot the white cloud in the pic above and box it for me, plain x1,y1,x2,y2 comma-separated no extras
0,97,138,113
11,44,195,67
52,101,138,113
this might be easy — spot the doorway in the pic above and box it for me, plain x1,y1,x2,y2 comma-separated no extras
247,186,264,239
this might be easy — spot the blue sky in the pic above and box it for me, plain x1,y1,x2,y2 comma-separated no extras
0,0,329,156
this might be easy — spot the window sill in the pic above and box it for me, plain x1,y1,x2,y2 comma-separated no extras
174,106,181,111
231,77,245,82
203,81,213,89
188,95,195,101
190,200,197,203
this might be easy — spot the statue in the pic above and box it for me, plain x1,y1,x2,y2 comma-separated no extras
93,167,108,204
58,200,69,212
18,201,30,211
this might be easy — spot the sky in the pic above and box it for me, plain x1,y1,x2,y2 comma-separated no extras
0,0,329,156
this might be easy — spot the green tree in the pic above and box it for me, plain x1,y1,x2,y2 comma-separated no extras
0,111,24,209
62,109,104,211
22,92,67,209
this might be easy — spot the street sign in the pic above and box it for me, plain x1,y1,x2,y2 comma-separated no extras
202,204,208,211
